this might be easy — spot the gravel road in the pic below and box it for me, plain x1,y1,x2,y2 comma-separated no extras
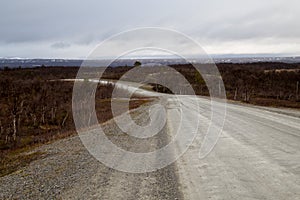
172,96,300,200
0,104,183,200
1,80,300,199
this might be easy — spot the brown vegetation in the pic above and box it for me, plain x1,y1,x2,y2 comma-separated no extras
0,67,149,176
0,67,146,151
170,62,300,108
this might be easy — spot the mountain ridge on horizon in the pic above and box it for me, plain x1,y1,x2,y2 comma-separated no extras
1,55,300,68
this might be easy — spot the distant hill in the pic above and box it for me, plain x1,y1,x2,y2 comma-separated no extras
1,56,300,68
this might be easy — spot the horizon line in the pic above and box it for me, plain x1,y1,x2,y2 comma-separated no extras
1,53,300,60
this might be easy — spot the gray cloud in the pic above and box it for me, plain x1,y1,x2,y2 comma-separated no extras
0,0,299,58
51,42,71,49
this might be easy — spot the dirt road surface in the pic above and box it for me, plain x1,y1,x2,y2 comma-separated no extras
1,81,299,199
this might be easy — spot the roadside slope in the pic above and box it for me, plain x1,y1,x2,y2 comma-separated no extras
0,103,183,200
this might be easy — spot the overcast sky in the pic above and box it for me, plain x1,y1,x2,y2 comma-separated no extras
0,0,299,58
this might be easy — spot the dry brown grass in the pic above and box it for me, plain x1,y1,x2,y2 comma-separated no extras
0,98,149,177
0,148,46,177
245,97,300,109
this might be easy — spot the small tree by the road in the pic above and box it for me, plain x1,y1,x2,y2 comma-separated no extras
134,61,142,67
